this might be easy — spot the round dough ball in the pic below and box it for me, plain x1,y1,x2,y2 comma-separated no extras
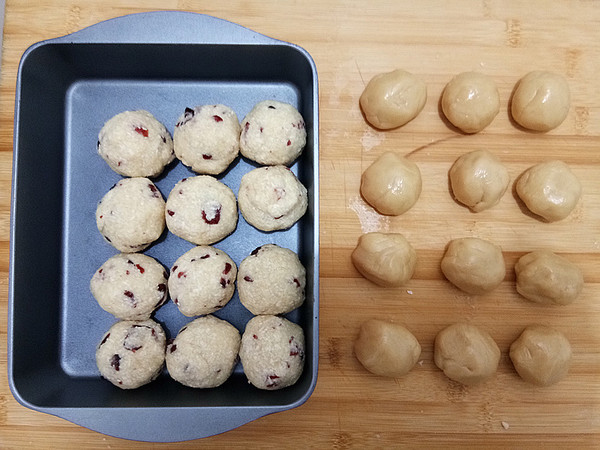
90,253,168,320
240,100,306,166
515,250,583,305
239,315,305,390
449,150,510,212
237,244,306,315
441,72,500,133
165,176,238,245
434,323,500,386
441,237,505,295
98,110,174,178
359,69,427,129
360,152,422,216
96,319,166,389
166,315,241,388
173,104,241,175
96,177,166,253
351,232,417,287
516,160,581,222
354,319,421,377
238,165,308,231
509,325,572,386
168,246,237,317
511,71,570,131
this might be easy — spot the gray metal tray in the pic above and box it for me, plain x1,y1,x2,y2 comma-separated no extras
8,11,319,442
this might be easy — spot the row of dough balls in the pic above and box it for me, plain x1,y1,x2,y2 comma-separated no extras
360,69,570,133
361,151,582,222
97,101,307,178
354,319,571,387
95,314,305,391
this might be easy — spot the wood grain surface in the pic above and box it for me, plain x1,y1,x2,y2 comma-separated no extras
1,0,599,448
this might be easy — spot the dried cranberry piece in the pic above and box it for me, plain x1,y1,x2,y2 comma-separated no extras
290,348,299,356
287,140,291,146
274,215,284,220
176,107,195,127
161,135,167,144
293,278,301,287
253,334,258,339
177,271,186,279
260,127,264,133
172,265,178,272
244,122,250,132
200,254,210,259
213,115,223,122
134,126,149,137
244,276,254,282
202,154,213,160
266,374,280,388
157,283,166,292
124,290,134,299
223,263,232,275
98,268,103,274
110,354,121,371
135,264,145,274
201,206,221,225
251,246,262,256
167,210,175,216
169,344,177,353
100,333,110,346
173,298,179,305
148,184,160,198
220,277,227,288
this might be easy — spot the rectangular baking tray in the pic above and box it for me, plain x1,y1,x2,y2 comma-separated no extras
8,11,319,442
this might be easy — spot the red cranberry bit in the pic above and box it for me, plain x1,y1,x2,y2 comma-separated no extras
151,328,156,338
223,263,232,275
125,270,130,275
244,276,254,282
202,154,213,160
244,122,250,132
110,354,121,371
201,205,221,225
161,135,167,144
98,268,103,274
173,298,179,305
134,126,149,137
260,127,264,133
287,140,291,146
200,254,210,259
124,290,134,299
135,264,145,274
170,344,177,353
274,215,284,220
148,184,160,198
99,215,103,219
177,271,186,279
176,107,195,127
100,333,110,346
266,374,280,388
157,283,166,292
289,336,294,344
181,178,187,182
251,246,262,256
172,265,178,273
220,277,227,288
253,334,258,339
293,278,301,287
290,348,300,356
117,161,122,166
213,115,223,122
178,190,183,195
167,209,175,216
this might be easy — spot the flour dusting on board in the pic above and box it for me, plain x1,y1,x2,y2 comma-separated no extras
360,128,385,151
349,196,389,233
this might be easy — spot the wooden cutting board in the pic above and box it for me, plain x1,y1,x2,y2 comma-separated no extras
0,1,598,448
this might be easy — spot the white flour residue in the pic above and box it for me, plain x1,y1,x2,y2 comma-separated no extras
360,128,385,152
348,196,389,233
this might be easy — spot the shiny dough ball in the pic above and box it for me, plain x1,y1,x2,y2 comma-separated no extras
509,325,572,386
511,71,570,131
515,250,583,306
354,319,421,377
434,323,500,386
449,150,510,212
516,160,581,222
351,232,417,287
359,69,427,130
441,72,500,133
360,152,422,215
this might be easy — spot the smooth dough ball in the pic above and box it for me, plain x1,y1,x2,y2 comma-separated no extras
239,315,305,390
166,315,241,388
360,152,422,215
511,71,570,131
96,177,166,253
354,319,421,377
359,69,427,129
90,253,168,320
173,105,241,175
237,244,306,315
351,232,417,287
98,110,174,178
96,319,166,389
434,323,500,386
441,72,500,133
516,160,581,222
449,150,510,212
168,246,237,317
515,250,583,305
240,100,306,166
509,325,572,386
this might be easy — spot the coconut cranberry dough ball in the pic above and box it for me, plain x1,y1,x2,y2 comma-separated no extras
237,244,306,315
90,253,168,320
173,105,241,175
168,246,237,317
165,176,238,245
240,100,306,166
166,315,241,388
359,69,427,130
97,110,174,178
238,165,308,231
511,71,570,132
96,177,166,253
96,319,166,389
239,315,305,390
516,160,581,222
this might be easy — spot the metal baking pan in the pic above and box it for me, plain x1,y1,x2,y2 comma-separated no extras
8,11,319,442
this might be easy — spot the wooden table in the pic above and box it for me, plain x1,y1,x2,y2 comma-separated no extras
1,1,599,447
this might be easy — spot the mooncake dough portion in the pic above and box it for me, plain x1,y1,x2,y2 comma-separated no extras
239,315,305,390
96,319,166,389
96,177,166,253
165,176,238,245
238,165,308,231
359,69,427,130
434,323,500,386
511,71,570,132
240,100,306,166
515,250,583,305
168,246,237,317
166,315,241,388
510,325,572,386
237,244,306,315
516,160,581,222
90,253,168,320
98,110,174,178
173,105,241,175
